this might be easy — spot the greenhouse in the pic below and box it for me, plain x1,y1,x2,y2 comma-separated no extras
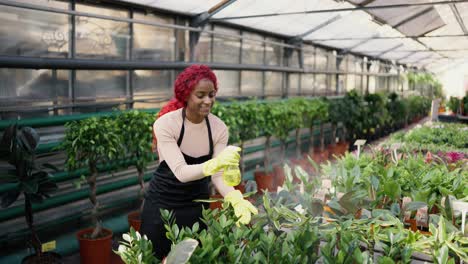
0,0,467,263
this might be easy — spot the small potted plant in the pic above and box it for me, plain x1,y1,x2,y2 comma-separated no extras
253,102,277,193
0,125,60,263
117,110,155,231
61,116,123,264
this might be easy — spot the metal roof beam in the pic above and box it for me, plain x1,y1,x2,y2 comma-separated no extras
339,34,379,54
449,3,468,34
375,43,404,57
294,15,342,40
192,0,237,27
308,33,467,41
211,0,468,20
395,50,421,61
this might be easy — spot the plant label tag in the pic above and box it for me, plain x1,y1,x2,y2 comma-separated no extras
390,142,403,150
41,240,56,252
354,139,366,146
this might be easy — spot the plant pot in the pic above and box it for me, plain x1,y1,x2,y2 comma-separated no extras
254,171,275,194
234,181,246,193
209,194,224,210
337,142,349,156
22,251,62,264
127,210,141,232
405,219,418,232
76,227,113,264
311,148,329,164
273,165,285,189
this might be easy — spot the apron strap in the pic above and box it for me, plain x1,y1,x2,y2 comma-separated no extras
178,108,214,157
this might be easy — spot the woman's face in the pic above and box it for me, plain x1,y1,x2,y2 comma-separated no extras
186,79,216,119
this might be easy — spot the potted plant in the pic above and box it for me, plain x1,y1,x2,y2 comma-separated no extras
225,101,260,181
447,96,460,115
312,99,330,163
0,125,60,263
270,101,299,188
253,102,277,193
117,110,155,231
61,116,122,264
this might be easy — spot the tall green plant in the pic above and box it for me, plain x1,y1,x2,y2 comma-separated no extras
61,116,122,239
117,110,155,211
270,101,300,163
257,102,277,173
226,101,261,176
286,98,308,159
447,96,460,114
0,125,58,259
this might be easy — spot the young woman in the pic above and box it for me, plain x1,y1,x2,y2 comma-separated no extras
140,65,257,259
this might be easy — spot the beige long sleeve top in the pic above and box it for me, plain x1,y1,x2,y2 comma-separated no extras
153,108,234,196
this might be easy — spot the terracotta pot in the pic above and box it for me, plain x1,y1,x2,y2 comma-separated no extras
22,252,62,264
311,148,329,164
127,210,141,232
337,142,349,155
234,181,246,193
209,194,223,210
405,219,418,232
254,171,275,194
327,144,341,159
273,165,285,189
76,227,113,264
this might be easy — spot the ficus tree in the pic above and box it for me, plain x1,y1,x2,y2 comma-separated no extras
117,110,155,212
61,116,122,239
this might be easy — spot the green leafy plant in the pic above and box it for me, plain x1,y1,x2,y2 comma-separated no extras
412,216,468,263
447,96,461,114
117,110,155,210
0,125,58,260
115,227,158,264
60,116,122,238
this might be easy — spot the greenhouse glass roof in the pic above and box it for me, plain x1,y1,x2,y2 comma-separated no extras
118,0,468,73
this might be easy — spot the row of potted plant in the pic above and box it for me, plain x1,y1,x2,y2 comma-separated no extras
389,122,468,152
0,110,156,264
116,148,467,263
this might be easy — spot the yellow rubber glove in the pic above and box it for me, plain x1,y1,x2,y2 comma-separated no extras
222,166,241,186
224,190,258,225
202,146,241,176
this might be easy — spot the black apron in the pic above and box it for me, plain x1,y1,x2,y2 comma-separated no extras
140,108,213,260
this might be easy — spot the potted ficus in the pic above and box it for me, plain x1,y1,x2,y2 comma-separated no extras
253,102,277,193
311,99,330,163
325,97,348,158
0,125,60,263
61,116,122,264
270,101,300,188
227,101,261,192
117,110,155,231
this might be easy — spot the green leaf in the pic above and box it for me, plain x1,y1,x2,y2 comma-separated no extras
404,201,427,212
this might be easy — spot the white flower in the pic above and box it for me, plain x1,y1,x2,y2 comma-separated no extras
135,231,141,240
294,204,305,214
143,235,148,240
118,245,127,253
123,233,132,242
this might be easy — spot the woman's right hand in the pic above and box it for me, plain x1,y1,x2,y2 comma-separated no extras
202,146,241,176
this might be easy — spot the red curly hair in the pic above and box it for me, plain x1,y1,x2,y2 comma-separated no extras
152,65,218,149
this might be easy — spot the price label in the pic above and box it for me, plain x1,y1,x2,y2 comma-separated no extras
41,240,56,252
354,139,366,146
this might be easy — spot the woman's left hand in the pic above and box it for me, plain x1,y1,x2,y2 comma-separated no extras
224,190,258,225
